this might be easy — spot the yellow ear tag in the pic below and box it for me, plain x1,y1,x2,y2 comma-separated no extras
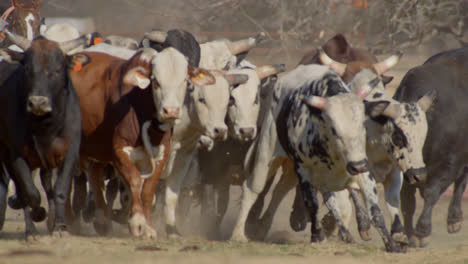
199,73,205,78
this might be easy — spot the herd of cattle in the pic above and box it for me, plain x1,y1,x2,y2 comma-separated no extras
1,0,468,254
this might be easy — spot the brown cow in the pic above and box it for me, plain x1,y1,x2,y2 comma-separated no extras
1,0,42,47
298,34,398,85
69,48,215,238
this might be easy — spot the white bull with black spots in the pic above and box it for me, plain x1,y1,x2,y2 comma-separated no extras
230,64,403,253
317,70,435,246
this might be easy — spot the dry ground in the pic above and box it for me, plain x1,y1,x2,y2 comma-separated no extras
1,49,466,264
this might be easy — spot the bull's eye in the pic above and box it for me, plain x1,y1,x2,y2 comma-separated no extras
392,129,407,148
198,97,206,104
229,96,235,106
254,93,259,105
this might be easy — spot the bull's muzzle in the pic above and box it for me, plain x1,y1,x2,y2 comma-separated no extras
27,96,52,116
213,127,227,141
403,167,427,184
161,107,180,120
346,159,369,176
239,127,255,140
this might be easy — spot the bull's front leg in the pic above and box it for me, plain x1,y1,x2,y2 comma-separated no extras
87,163,112,235
447,165,468,234
383,168,408,247
357,173,402,253
349,188,371,241
164,149,195,239
53,130,81,237
321,190,354,243
113,149,146,237
39,169,55,233
141,132,171,239
294,165,324,243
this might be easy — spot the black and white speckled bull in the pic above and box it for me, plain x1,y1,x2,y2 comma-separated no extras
230,64,403,253
318,69,435,247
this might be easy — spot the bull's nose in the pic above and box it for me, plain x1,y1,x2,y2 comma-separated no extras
239,127,255,139
346,159,369,175
213,127,227,140
27,96,52,116
404,167,427,184
161,107,180,120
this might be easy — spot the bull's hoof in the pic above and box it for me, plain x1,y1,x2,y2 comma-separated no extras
31,207,47,222
25,225,39,242
230,231,249,243
52,224,71,238
8,196,24,210
129,214,146,237
447,221,462,234
392,232,408,245
143,225,157,240
166,225,182,240
408,235,429,248
359,230,372,241
338,228,354,244
385,241,403,253
311,229,325,243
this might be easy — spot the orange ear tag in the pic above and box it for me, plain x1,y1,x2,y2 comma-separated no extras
94,37,103,45
73,62,83,72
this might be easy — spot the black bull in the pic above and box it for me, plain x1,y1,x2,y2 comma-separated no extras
393,46,468,247
0,39,82,235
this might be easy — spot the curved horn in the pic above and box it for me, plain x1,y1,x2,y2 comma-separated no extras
299,94,327,110
255,64,286,79
4,29,32,50
58,35,88,53
417,90,436,112
226,32,266,55
373,51,403,75
144,30,168,43
318,47,346,76
225,74,249,86
355,77,380,99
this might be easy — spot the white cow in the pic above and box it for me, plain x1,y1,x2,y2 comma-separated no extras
230,64,403,253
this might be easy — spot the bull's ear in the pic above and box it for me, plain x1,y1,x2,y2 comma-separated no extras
364,100,391,118
0,49,24,63
68,53,91,72
123,66,151,89
188,67,216,86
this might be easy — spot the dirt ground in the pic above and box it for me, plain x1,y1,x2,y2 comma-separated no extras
1,49,467,264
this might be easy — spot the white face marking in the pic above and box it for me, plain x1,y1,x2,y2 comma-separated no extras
122,145,165,179
25,13,35,40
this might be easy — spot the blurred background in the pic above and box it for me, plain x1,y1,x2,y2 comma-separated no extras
2,0,468,67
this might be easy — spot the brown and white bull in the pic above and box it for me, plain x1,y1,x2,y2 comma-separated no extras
69,47,215,238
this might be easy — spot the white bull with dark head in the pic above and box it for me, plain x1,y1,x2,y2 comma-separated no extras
230,64,403,253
